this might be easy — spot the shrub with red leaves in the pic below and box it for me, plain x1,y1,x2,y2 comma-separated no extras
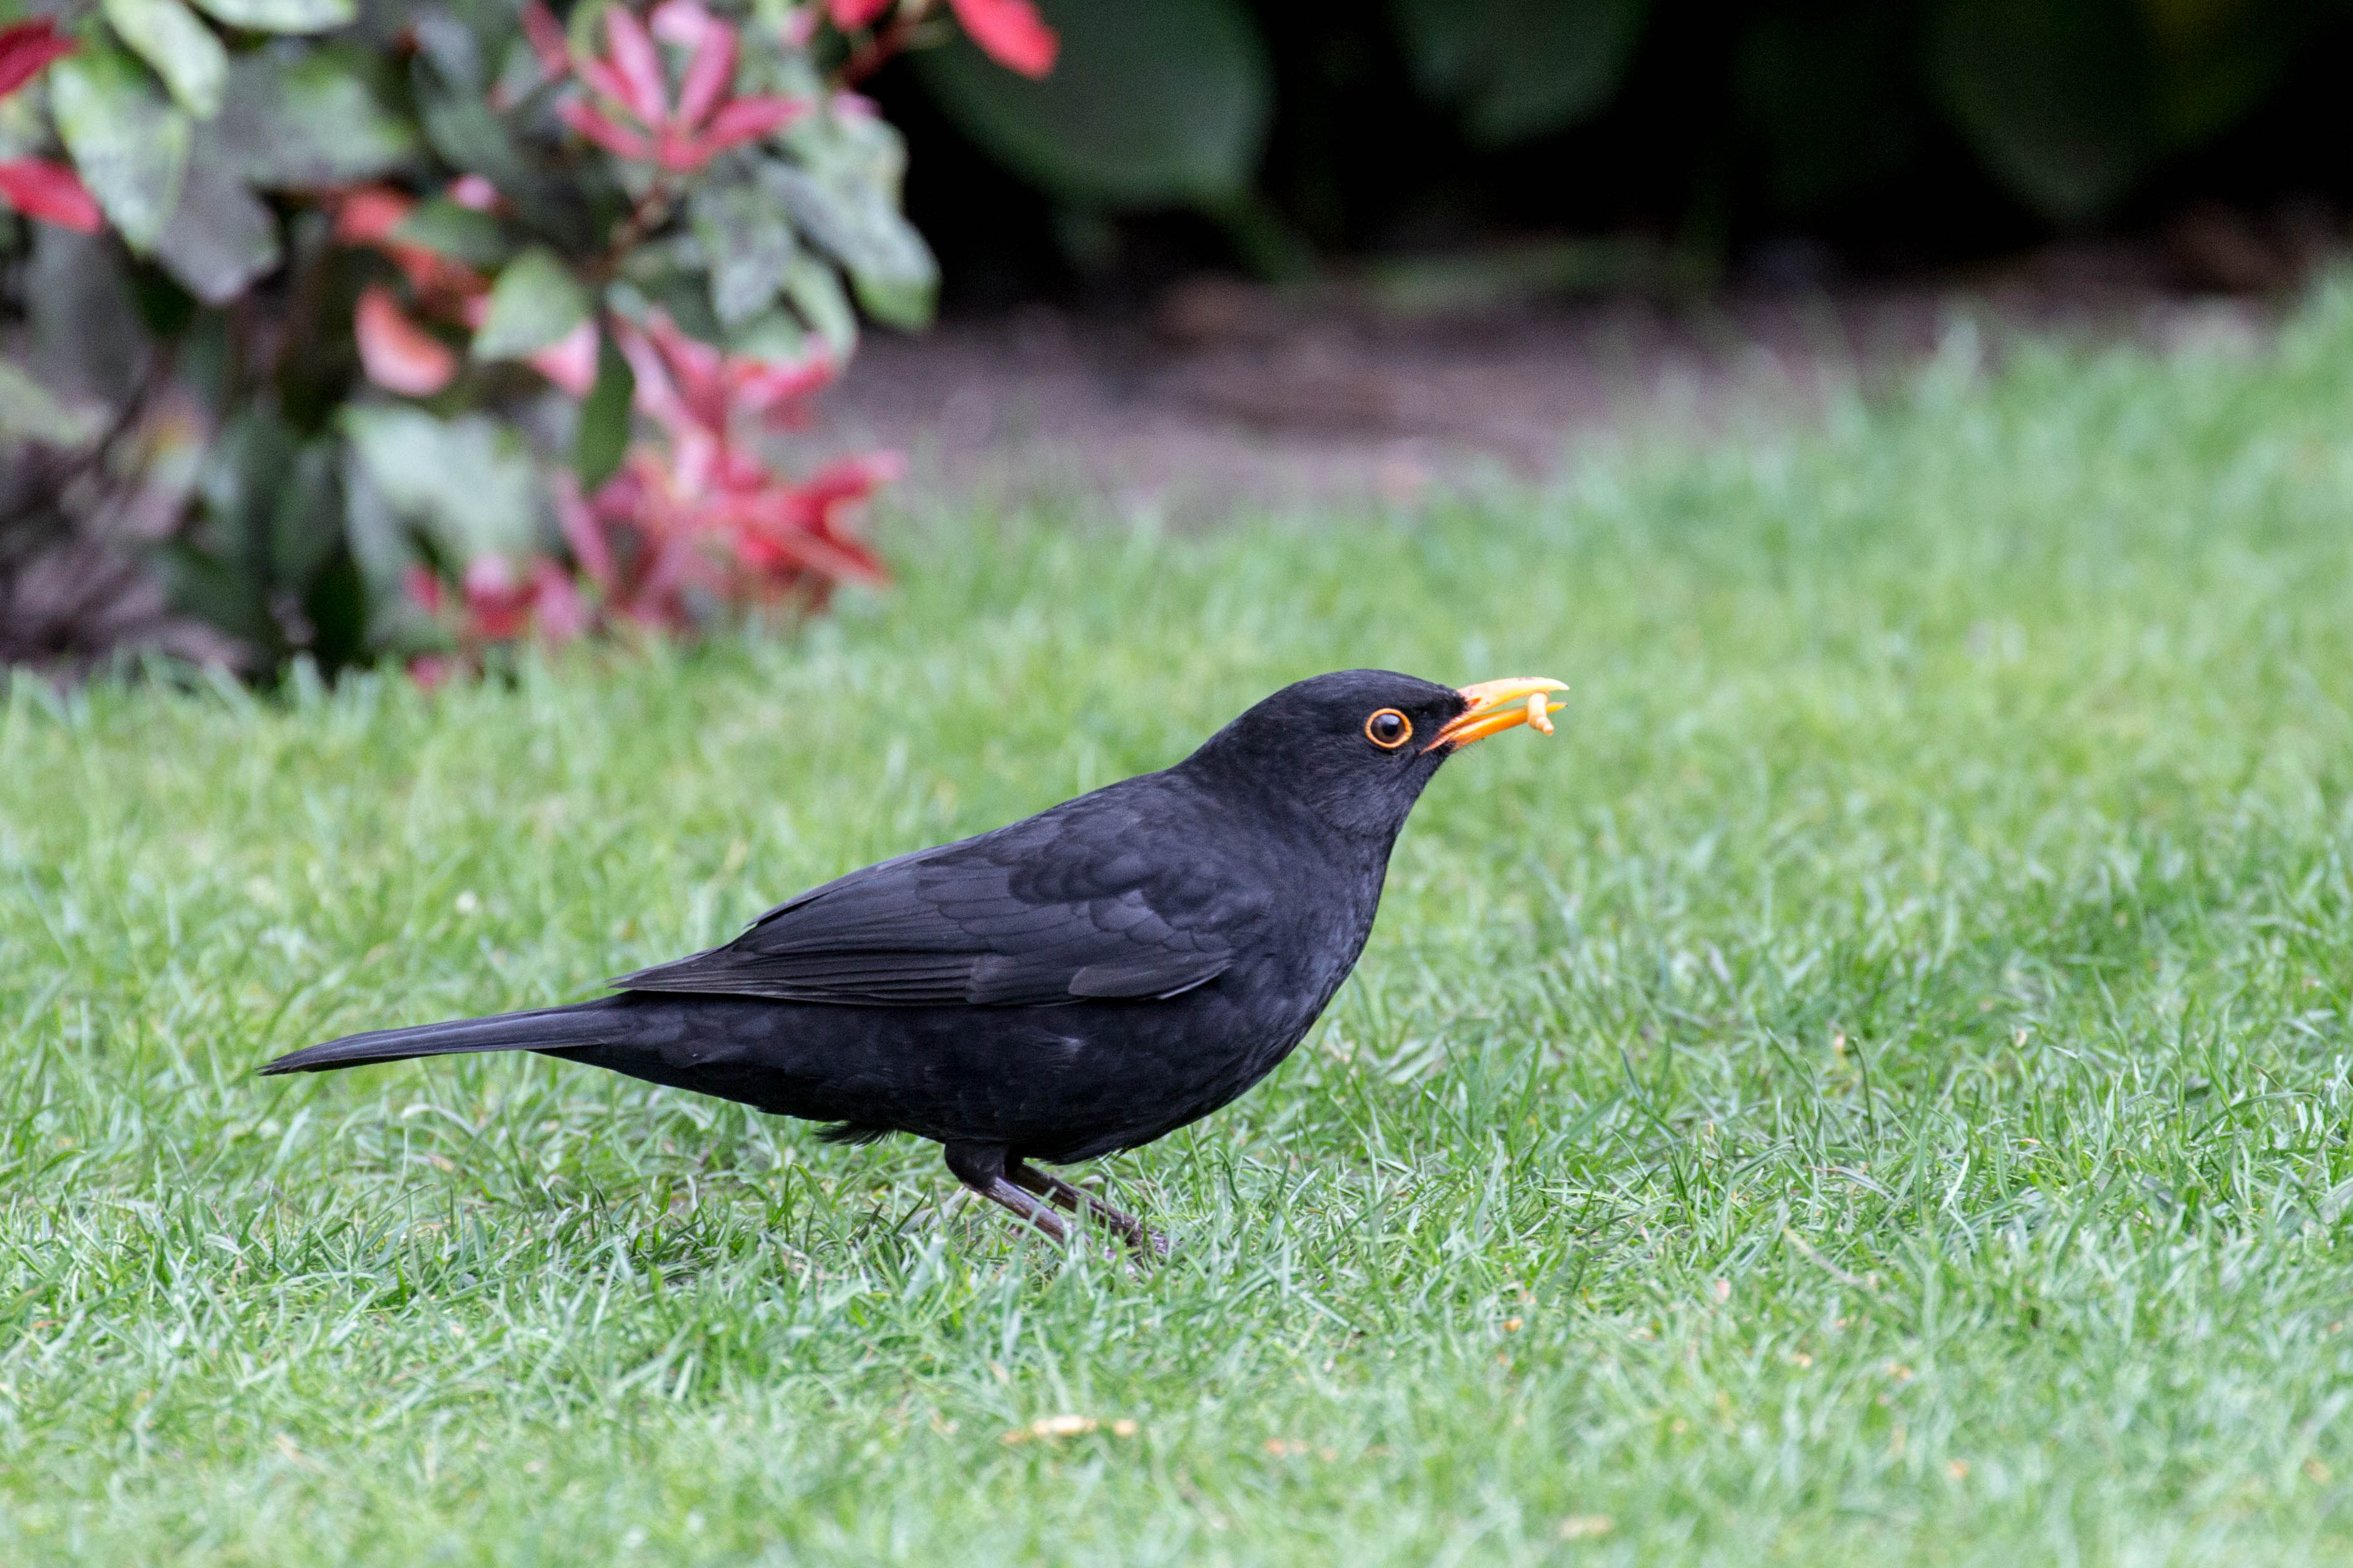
0,0,1053,681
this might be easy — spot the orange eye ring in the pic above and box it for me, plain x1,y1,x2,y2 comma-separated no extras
1365,709,1412,750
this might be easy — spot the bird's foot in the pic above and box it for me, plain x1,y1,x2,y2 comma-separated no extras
972,1174,1070,1244
1009,1160,1168,1259
943,1141,1072,1246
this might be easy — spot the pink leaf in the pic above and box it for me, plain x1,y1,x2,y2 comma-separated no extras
576,56,646,121
643,314,730,435
693,95,804,153
0,158,103,232
827,0,892,29
601,6,671,125
650,0,719,47
528,321,599,398
408,654,458,689
614,321,693,434
403,564,445,614
529,559,592,642
675,14,739,130
559,97,658,162
948,0,1057,77
553,473,619,592
731,353,836,424
0,18,76,102
447,173,503,212
354,286,458,397
519,0,572,78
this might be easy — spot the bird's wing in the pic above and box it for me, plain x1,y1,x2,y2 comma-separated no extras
611,785,1258,1006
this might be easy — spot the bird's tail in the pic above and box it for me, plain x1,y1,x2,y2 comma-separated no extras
261,997,630,1075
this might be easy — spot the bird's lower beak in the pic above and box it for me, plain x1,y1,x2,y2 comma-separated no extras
1427,676,1568,751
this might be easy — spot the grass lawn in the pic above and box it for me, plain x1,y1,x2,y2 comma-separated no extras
10,291,2353,1566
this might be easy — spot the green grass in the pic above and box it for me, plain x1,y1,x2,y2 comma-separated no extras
9,291,2353,1566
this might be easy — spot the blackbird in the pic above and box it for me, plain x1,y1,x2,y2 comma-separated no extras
263,669,1564,1253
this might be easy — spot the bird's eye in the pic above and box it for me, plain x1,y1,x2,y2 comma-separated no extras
1365,708,1412,750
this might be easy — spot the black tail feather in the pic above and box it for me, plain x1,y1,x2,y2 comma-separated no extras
817,1122,897,1145
261,998,628,1075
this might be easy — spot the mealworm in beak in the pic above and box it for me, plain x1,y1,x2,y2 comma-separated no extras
1526,693,1554,735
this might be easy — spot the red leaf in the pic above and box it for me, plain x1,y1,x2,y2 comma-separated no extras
354,286,458,396
0,19,76,101
461,554,540,641
601,6,671,125
948,0,1057,77
519,0,572,78
674,13,739,129
0,159,102,232
333,185,413,246
827,0,892,29
559,97,658,162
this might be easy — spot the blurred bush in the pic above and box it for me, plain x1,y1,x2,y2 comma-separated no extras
0,0,1047,680
887,0,2340,282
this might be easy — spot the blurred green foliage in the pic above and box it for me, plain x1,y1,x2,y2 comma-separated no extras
900,0,2340,269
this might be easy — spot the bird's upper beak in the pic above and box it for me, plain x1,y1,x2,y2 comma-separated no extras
1427,676,1568,752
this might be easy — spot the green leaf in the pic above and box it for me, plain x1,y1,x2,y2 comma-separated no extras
1735,4,1916,213
414,64,593,250
49,45,193,250
691,175,800,329
393,197,516,269
725,308,808,364
0,356,106,447
198,405,301,568
1392,0,1646,146
188,0,356,34
782,254,856,357
341,405,539,562
913,0,1273,208
2142,0,2305,148
472,248,591,362
105,0,230,119
160,541,280,653
271,440,347,587
215,46,421,188
153,138,282,304
572,328,634,493
758,123,934,329
1925,0,2151,224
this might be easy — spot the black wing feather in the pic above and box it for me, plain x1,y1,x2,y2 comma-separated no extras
613,778,1258,1007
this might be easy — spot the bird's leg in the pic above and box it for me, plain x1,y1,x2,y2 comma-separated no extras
1008,1160,1167,1257
941,1142,1068,1244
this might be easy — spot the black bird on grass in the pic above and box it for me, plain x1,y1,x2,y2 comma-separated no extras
264,671,1564,1254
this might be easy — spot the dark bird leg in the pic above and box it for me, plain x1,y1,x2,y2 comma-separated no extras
1008,1160,1167,1257
942,1142,1068,1244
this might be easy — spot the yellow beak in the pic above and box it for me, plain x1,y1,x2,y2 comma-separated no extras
1426,676,1567,752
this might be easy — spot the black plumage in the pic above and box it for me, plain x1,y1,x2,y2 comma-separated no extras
263,669,1562,1252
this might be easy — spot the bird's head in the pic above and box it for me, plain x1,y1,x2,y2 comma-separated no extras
1186,669,1565,838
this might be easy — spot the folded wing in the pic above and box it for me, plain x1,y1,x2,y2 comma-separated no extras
613,787,1256,1007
